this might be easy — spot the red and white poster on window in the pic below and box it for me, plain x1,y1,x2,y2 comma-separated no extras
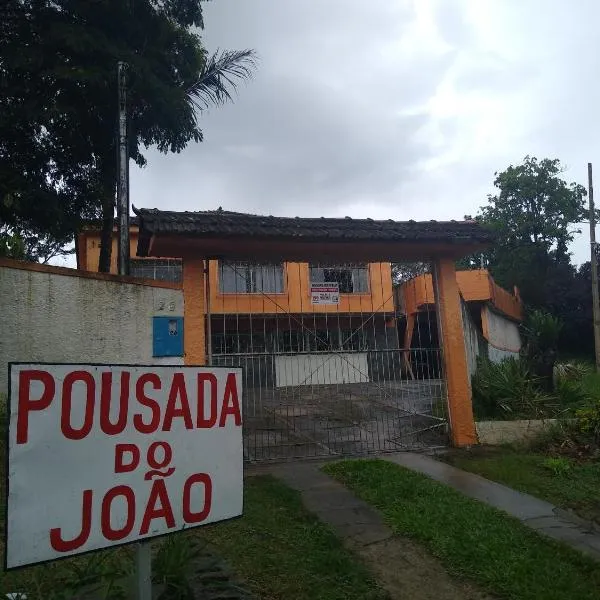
5,364,243,569
310,282,340,305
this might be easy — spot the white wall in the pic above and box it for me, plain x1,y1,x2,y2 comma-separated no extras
275,353,369,387
0,265,184,395
484,305,521,362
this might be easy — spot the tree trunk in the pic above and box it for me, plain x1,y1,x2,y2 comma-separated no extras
98,167,116,273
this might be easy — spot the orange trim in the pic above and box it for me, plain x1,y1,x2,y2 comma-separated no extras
183,259,206,365
434,258,477,447
403,313,416,379
399,269,523,322
0,257,181,289
208,260,394,314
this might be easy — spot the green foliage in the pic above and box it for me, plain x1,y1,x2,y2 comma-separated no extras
325,459,600,600
575,402,600,442
555,361,593,382
442,448,600,524
471,357,556,419
542,456,572,476
523,309,563,353
200,475,386,600
476,156,588,306
0,224,74,263
1,1,256,270
554,378,590,410
521,309,563,392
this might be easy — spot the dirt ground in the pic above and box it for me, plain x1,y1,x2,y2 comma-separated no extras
358,537,494,600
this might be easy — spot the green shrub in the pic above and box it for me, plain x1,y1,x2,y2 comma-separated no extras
554,361,593,383
575,402,600,443
554,378,590,412
542,456,572,476
472,357,556,420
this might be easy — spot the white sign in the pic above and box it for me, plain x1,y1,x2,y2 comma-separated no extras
310,282,340,305
6,364,243,569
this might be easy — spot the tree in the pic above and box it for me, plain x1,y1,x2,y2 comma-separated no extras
1,1,256,270
474,157,587,306
0,224,74,263
391,262,429,284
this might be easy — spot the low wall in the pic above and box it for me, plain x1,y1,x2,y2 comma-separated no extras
274,352,369,387
476,419,557,445
0,259,184,395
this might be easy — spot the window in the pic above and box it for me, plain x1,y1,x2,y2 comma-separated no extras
219,262,284,293
130,259,182,283
309,264,369,293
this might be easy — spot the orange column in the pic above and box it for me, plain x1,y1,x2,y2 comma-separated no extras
183,258,206,365
433,257,477,446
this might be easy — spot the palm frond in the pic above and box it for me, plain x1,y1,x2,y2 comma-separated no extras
186,49,257,111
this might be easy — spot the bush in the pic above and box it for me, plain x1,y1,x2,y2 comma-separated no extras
542,456,572,476
554,378,590,413
575,402,600,443
471,357,556,420
554,361,593,383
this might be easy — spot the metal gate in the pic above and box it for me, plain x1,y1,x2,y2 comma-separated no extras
209,260,448,461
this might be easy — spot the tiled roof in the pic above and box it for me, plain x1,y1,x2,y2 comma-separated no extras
134,207,494,252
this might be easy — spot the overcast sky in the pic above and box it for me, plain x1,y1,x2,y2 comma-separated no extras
126,0,597,265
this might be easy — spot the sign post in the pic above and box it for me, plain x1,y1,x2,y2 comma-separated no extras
5,363,244,590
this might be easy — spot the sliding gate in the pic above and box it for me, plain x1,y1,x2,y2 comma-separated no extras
209,261,448,460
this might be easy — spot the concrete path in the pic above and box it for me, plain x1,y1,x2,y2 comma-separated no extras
267,461,492,600
385,452,600,560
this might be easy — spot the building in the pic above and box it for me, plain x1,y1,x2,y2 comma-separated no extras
76,208,495,455
77,214,397,388
395,269,523,380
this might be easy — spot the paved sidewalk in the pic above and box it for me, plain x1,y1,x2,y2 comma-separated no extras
266,460,492,599
385,452,600,560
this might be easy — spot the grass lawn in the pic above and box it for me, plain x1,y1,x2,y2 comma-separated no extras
199,475,386,600
324,458,600,600
441,446,600,524
0,475,385,600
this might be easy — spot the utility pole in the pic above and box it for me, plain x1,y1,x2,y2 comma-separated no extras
117,61,130,276
588,163,600,371
116,61,150,599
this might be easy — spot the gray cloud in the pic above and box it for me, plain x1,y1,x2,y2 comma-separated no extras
129,0,600,265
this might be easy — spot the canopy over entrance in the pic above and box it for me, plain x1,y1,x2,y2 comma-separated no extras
134,207,494,262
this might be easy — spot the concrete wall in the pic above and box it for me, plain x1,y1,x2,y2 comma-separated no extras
0,261,184,395
274,353,369,386
476,419,556,445
483,305,521,361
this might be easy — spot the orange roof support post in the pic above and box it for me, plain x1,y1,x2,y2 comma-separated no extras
433,257,477,446
183,258,206,365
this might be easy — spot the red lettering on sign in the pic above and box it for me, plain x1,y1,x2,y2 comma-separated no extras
219,373,241,427
49,489,92,552
114,443,140,473
147,441,172,470
100,372,129,435
197,373,218,428
163,373,193,431
16,370,55,444
140,479,176,534
183,473,212,524
61,371,95,440
134,373,161,434
101,485,135,541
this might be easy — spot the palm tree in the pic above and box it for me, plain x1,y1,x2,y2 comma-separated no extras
187,49,257,110
99,49,257,272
